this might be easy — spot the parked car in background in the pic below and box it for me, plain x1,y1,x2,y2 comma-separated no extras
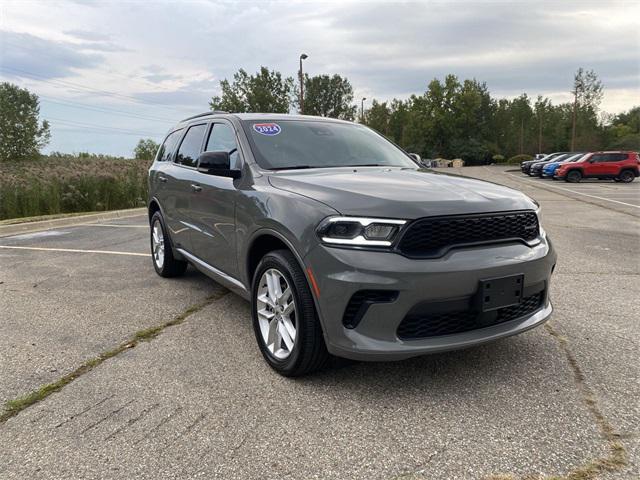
530,153,578,177
554,151,640,183
541,153,587,178
521,152,566,175
534,154,546,160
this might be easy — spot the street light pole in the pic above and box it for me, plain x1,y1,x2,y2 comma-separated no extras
299,53,308,114
360,97,367,123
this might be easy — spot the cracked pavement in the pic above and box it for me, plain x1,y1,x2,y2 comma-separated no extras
0,166,638,479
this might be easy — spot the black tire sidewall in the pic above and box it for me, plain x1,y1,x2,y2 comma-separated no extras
251,251,319,375
620,170,634,183
567,170,581,183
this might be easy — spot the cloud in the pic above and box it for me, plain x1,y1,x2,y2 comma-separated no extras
0,30,103,79
64,29,111,42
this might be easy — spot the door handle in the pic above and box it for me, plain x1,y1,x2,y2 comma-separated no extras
190,183,202,192
158,175,167,183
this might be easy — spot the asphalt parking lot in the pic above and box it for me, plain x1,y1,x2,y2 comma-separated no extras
0,165,638,479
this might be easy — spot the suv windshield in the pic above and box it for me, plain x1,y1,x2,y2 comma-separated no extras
241,119,417,170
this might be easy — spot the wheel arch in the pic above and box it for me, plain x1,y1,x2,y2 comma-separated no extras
245,229,328,337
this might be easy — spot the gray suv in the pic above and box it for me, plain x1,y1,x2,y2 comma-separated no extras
148,112,556,376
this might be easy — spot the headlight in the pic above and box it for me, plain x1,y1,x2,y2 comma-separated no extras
317,216,406,247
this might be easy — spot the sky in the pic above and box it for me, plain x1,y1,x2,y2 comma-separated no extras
1,0,639,157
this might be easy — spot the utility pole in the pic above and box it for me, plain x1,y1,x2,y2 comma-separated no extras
570,89,578,151
299,53,308,114
538,109,543,154
360,97,367,123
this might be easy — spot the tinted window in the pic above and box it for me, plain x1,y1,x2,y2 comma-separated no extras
241,120,416,170
606,153,627,162
156,129,183,162
175,124,206,167
590,154,606,163
206,123,239,166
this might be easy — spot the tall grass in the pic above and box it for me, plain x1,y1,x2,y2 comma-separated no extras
0,154,151,220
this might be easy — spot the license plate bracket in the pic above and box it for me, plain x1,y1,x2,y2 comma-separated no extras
479,274,524,312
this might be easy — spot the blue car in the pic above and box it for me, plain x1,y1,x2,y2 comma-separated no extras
542,153,586,178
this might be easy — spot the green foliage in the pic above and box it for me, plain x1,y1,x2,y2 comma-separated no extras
506,154,533,164
134,138,160,160
0,82,50,161
0,155,150,220
209,67,294,113
492,154,505,163
297,74,357,120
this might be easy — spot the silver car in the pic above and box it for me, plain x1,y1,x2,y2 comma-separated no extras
148,112,556,376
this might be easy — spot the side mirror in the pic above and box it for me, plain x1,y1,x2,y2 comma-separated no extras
408,153,421,164
197,151,241,179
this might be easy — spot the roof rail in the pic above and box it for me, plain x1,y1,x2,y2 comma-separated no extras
180,111,228,122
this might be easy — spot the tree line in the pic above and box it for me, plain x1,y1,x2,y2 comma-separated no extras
209,67,639,164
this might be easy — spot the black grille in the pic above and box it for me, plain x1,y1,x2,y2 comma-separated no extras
397,292,544,340
397,212,539,258
343,290,398,329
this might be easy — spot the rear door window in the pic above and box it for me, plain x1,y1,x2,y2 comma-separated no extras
156,129,183,162
205,123,239,166
608,153,627,162
175,124,207,168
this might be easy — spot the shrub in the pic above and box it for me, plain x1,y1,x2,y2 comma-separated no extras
506,154,533,165
0,155,151,220
492,154,505,163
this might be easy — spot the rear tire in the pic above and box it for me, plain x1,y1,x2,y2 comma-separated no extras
150,211,188,278
251,250,329,376
619,170,635,183
566,170,582,183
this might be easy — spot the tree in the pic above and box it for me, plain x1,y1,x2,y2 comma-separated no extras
364,100,391,136
209,67,294,113
296,74,357,120
134,138,160,160
0,82,50,161
570,68,603,150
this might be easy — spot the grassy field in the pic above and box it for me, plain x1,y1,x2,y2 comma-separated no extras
0,155,151,221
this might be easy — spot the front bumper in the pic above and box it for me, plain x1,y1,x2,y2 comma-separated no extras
304,237,556,361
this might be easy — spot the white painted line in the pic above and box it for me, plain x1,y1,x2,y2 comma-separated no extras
0,245,150,257
504,173,640,209
80,224,149,228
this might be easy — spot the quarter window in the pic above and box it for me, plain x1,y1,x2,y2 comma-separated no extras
156,129,183,162
206,123,239,166
175,124,207,168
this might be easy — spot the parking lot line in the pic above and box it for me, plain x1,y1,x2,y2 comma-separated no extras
81,224,149,228
0,245,150,257
504,172,640,208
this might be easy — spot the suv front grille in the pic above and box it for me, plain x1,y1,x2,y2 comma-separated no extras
397,211,539,258
397,291,544,340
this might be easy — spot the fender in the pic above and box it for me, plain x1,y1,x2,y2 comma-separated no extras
245,227,330,339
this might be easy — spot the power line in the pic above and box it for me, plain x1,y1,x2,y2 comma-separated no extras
48,117,163,136
0,65,192,114
40,96,176,123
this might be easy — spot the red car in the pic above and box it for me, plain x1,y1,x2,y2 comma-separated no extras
554,151,640,183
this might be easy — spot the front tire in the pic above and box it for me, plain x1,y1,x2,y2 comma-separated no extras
566,170,582,183
150,212,188,277
251,250,328,376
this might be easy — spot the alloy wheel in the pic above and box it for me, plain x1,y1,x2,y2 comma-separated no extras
152,220,165,269
256,268,297,359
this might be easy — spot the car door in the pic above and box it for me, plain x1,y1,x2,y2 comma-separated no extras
586,153,607,177
189,121,241,278
605,153,628,176
163,123,208,251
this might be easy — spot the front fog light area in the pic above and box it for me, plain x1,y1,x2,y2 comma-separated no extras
317,217,407,247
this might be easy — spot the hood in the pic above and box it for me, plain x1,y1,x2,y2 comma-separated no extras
268,167,536,219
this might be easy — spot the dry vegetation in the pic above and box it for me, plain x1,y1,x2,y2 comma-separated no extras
0,154,151,220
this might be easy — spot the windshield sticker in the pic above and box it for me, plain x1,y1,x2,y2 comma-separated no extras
253,123,281,136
